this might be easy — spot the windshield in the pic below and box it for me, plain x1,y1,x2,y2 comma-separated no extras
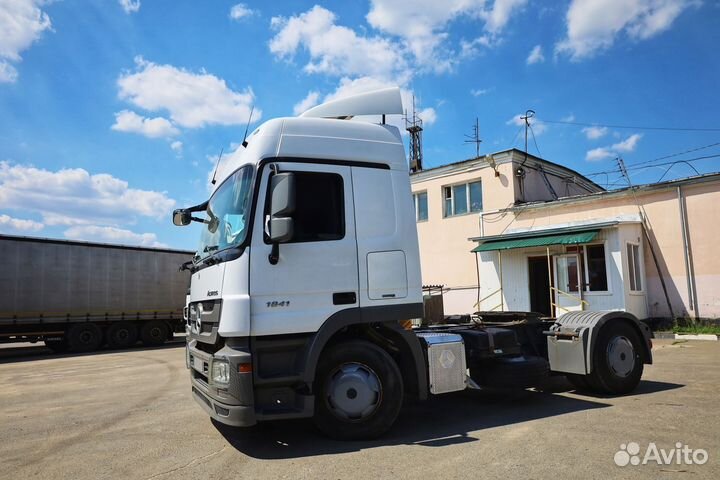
195,165,254,263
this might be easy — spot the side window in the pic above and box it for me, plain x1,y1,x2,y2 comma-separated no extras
413,191,428,222
627,243,642,291
267,171,345,243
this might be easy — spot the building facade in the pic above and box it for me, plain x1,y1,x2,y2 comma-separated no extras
411,149,719,321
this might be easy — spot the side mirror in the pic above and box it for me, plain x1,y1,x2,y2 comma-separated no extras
268,172,295,243
173,209,191,226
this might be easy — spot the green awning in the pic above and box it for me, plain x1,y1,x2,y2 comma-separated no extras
472,230,599,252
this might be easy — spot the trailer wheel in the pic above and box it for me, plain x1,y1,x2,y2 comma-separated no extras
589,322,644,394
140,321,168,346
67,323,103,353
106,322,138,349
313,341,403,440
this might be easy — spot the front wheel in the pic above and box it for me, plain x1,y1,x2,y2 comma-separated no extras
313,341,403,440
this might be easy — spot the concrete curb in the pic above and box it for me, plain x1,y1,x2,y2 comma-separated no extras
654,332,719,341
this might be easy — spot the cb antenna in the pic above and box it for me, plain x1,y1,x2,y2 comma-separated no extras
241,105,255,148
210,147,224,185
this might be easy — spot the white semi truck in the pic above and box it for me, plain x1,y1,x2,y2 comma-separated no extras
173,88,653,440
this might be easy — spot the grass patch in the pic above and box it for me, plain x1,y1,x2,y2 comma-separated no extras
671,324,720,335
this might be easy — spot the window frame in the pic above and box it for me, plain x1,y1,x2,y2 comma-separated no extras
626,242,644,294
565,240,613,296
413,190,428,222
263,170,346,244
442,180,483,217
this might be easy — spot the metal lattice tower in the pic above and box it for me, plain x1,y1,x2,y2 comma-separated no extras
406,96,424,173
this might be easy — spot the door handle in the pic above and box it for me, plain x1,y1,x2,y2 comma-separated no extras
333,292,357,305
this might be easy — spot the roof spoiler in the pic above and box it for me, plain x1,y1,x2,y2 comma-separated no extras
299,87,403,120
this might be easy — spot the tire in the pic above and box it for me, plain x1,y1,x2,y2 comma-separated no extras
313,341,403,440
106,322,138,349
66,323,103,353
44,338,68,353
140,320,169,346
588,322,644,395
471,355,550,389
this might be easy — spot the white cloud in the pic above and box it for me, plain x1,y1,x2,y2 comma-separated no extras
585,133,642,161
111,110,179,138
118,0,140,14
507,113,547,135
0,161,175,227
117,56,259,129
481,0,529,33
0,0,52,83
471,88,490,97
0,61,18,83
612,133,642,152
586,147,614,161
366,0,526,68
561,113,576,122
556,0,698,60
170,140,183,155
582,125,609,139
270,6,409,81
229,3,255,21
526,44,544,64
293,91,320,115
64,225,167,248
0,214,43,233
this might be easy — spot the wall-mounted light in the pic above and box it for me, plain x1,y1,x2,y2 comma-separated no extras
485,154,500,177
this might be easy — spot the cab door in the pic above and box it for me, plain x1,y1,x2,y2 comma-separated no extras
249,162,358,336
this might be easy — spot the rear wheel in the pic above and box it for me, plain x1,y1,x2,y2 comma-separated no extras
314,341,403,440
589,322,644,394
140,320,168,346
66,323,103,353
106,322,138,349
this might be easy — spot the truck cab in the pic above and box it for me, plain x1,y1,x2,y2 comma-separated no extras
177,88,427,438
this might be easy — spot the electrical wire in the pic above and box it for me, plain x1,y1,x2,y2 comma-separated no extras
529,124,542,157
541,119,720,132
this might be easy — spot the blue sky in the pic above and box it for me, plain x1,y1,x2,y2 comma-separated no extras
1,0,719,250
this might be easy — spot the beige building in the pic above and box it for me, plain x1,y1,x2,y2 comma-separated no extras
410,149,719,321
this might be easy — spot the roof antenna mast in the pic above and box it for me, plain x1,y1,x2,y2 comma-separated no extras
464,117,482,158
405,96,424,173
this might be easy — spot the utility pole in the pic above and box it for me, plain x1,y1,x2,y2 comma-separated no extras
520,109,535,166
464,117,482,158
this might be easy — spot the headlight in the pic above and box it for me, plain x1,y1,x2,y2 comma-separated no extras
212,359,230,384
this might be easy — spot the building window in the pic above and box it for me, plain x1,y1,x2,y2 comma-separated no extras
585,244,608,291
443,181,482,217
627,243,642,291
413,192,428,222
566,243,609,293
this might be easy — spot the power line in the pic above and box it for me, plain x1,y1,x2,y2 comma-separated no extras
583,141,720,178
541,119,720,132
529,124,542,157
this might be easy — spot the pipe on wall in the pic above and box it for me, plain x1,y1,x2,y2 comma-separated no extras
677,186,699,318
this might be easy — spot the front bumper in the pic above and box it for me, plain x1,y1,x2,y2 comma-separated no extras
187,339,256,427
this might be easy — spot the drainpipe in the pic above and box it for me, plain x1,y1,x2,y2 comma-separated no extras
677,186,698,318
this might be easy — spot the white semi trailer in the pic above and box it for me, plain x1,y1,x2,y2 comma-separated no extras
173,88,653,440
0,235,192,353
